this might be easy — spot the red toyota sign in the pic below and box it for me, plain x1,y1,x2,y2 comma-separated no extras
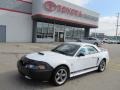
44,1,83,17
44,1,57,12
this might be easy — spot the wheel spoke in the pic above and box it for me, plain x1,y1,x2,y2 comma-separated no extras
56,76,61,81
55,68,68,85
60,69,64,74
56,72,60,76
100,61,106,71
60,77,64,81
62,73,66,77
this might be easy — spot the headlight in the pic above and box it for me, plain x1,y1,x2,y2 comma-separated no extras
29,65,35,68
38,65,46,70
25,64,35,69
25,64,46,70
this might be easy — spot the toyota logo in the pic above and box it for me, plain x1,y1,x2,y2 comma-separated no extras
44,1,57,12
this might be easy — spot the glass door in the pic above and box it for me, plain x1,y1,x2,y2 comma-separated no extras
59,32,64,42
55,32,64,42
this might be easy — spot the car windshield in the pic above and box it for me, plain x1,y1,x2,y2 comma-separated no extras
52,43,80,56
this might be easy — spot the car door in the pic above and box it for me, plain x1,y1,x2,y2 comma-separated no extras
73,47,90,71
85,45,99,67
74,46,99,72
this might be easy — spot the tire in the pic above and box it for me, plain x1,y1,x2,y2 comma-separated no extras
51,66,69,86
98,60,106,72
94,42,98,46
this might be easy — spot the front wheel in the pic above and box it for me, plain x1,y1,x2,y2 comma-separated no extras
52,66,68,86
98,60,106,72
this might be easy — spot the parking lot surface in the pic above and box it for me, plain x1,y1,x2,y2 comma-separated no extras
0,43,120,90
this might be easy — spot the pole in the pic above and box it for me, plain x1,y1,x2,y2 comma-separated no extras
116,13,120,41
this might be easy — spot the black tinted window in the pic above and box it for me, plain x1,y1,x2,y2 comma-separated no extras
88,38,96,40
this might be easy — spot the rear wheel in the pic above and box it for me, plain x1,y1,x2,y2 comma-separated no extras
98,60,106,72
52,66,69,86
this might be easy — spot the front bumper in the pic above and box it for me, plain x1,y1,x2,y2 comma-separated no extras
17,59,53,81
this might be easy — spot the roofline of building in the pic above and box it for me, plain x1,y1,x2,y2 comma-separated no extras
32,14,98,28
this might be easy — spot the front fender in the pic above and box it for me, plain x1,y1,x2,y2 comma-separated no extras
47,60,72,72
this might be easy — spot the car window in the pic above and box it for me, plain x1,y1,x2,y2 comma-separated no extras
86,46,98,54
52,44,80,56
77,48,87,56
88,38,96,40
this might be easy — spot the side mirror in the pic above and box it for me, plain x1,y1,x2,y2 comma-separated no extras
77,53,85,57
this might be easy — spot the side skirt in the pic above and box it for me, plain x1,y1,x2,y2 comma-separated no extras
70,66,98,78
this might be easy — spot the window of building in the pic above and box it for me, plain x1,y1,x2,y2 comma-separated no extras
42,23,48,34
65,27,84,40
54,24,65,32
37,22,42,34
48,24,54,38
36,22,54,39
65,26,74,39
36,22,85,40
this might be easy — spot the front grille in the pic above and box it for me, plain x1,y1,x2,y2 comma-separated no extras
18,57,53,71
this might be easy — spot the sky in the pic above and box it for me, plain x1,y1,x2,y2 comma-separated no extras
65,0,120,36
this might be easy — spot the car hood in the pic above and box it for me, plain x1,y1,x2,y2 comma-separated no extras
26,51,71,65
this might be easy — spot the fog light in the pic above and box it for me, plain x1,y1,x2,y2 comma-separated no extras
29,65,34,68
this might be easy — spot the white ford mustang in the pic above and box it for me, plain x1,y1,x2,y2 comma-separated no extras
17,42,109,86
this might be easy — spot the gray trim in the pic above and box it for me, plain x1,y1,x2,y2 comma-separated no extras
0,25,6,43
32,21,37,43
71,66,98,74
0,0,32,14
84,27,90,38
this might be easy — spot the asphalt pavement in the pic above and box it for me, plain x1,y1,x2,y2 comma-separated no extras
0,43,120,90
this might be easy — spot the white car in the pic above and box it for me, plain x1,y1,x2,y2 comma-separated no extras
103,38,119,44
78,37,102,46
17,42,109,86
103,38,110,43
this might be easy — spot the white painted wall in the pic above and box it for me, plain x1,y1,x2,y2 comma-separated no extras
0,10,32,42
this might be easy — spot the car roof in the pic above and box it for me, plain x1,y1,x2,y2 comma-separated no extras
65,42,95,46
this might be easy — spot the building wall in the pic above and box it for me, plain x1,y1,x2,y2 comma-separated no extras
0,10,32,42
0,0,99,43
0,0,33,42
32,0,99,27
0,0,32,14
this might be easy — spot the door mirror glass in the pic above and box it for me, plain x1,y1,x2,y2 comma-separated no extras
77,48,86,57
77,53,85,57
